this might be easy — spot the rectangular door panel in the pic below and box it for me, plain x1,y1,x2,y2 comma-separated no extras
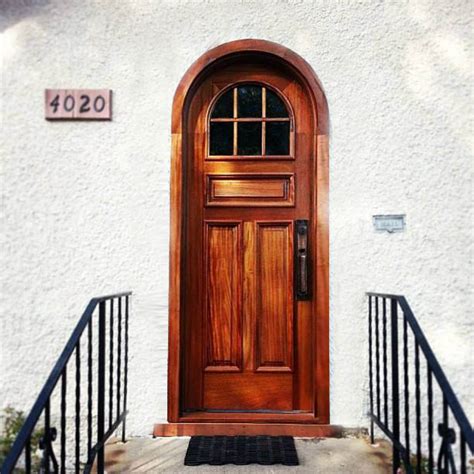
206,174,295,207
204,221,243,372
255,222,294,372
204,373,292,410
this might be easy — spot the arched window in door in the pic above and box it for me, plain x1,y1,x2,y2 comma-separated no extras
208,84,293,158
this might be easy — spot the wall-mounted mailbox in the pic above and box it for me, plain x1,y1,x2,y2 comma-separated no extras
373,214,406,233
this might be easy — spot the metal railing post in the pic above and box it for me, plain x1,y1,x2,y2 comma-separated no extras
122,295,129,443
391,299,401,473
368,295,375,444
97,301,106,473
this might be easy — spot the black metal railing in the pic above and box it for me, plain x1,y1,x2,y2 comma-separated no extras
1,292,131,474
367,292,473,474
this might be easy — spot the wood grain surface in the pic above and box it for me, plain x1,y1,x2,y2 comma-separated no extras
167,40,329,430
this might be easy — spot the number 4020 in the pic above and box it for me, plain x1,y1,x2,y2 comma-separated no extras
49,94,106,114
45,89,111,120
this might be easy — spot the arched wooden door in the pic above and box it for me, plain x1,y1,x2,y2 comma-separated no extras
163,40,329,434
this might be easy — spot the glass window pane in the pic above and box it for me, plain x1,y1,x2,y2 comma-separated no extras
211,89,233,118
238,122,262,155
266,89,289,118
266,121,290,155
210,122,233,155
237,86,262,118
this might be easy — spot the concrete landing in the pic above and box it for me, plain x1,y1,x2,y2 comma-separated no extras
103,436,392,473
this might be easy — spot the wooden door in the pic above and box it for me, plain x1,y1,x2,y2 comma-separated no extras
182,59,315,419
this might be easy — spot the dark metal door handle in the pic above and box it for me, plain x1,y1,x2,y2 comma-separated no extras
295,220,310,300
299,253,307,294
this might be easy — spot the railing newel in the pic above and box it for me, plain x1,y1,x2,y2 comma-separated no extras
122,295,130,443
369,295,375,444
382,298,388,427
109,298,114,430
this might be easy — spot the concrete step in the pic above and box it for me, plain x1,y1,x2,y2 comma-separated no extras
103,436,392,473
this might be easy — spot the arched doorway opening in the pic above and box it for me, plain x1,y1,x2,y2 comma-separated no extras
160,39,330,436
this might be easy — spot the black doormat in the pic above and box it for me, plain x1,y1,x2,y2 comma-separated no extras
184,435,299,466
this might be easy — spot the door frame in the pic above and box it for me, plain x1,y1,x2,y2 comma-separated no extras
167,39,330,426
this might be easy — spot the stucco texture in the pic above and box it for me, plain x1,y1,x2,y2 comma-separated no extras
1,0,472,439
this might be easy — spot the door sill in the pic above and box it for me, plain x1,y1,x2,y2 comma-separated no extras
153,422,342,437
178,411,319,424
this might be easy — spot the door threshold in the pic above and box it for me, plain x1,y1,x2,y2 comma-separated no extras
184,409,311,414
178,411,319,424
153,422,343,437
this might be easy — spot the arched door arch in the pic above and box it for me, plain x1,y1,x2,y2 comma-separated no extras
161,39,330,436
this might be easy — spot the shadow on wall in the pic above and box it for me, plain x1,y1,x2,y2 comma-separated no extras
323,0,472,425
0,0,50,32
403,1,471,152
1,0,51,63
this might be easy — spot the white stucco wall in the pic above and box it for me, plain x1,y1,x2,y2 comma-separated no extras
1,0,472,437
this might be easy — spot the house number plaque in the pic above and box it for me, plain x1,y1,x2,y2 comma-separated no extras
45,89,112,120
373,214,406,233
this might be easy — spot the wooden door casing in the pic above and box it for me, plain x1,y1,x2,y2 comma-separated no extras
167,40,329,427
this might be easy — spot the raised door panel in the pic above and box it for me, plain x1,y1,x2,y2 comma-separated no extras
255,221,294,372
204,373,292,410
204,221,243,371
206,174,295,207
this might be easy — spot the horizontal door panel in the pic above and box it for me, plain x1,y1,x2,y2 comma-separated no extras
206,174,294,207
204,373,292,410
